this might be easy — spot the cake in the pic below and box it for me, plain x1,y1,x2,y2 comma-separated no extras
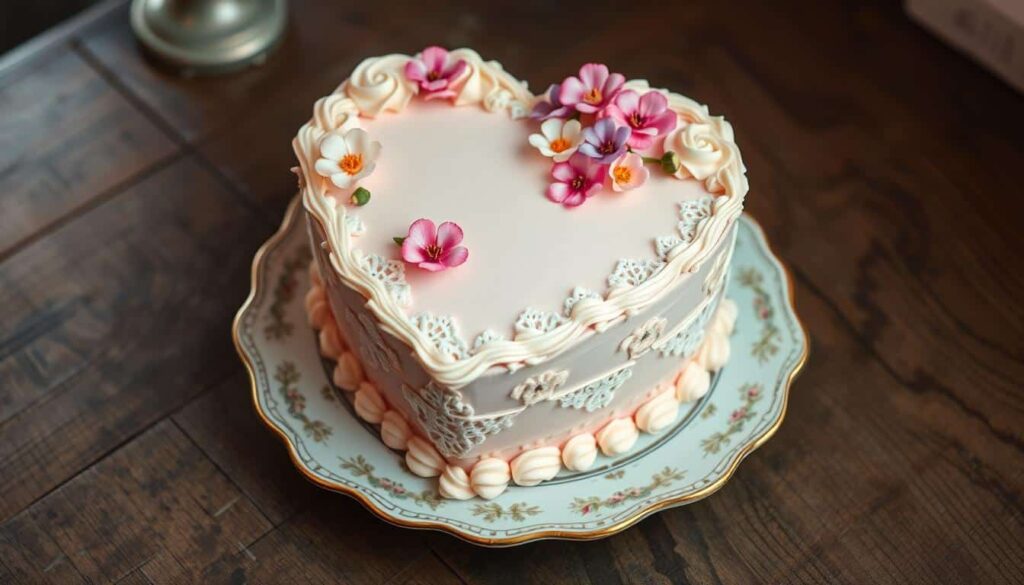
292,47,747,500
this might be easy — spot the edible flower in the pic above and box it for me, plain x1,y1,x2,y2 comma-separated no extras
559,63,625,114
579,118,631,164
404,46,468,100
400,219,469,272
315,128,381,189
528,119,583,162
547,153,605,208
530,83,574,120
602,90,677,150
608,152,649,192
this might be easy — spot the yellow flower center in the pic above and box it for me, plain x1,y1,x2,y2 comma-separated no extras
584,88,602,104
339,153,364,176
613,165,632,184
549,137,571,153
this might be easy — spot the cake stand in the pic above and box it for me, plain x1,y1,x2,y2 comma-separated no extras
233,197,808,546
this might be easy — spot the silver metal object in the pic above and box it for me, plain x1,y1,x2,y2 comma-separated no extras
131,0,287,76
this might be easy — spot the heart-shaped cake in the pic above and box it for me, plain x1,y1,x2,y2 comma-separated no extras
294,47,747,500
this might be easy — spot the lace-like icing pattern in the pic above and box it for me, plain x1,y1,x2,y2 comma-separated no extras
402,382,517,457
657,297,718,358
413,313,469,361
344,308,401,373
562,287,602,317
620,317,667,359
345,214,366,237
558,367,633,412
515,308,567,338
471,329,504,353
510,369,570,406
359,254,410,306
677,196,714,243
608,259,665,289
655,235,682,260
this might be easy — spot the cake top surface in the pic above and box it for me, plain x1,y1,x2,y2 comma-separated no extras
294,48,748,387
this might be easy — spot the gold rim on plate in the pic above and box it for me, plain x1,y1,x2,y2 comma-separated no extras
232,197,809,546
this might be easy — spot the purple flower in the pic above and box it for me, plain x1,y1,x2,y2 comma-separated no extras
578,118,631,164
530,83,574,120
559,63,625,114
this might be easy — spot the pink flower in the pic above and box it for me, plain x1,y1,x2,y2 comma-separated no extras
730,407,747,422
608,152,649,192
404,46,468,100
602,90,678,149
747,387,761,399
547,154,605,208
559,63,625,114
400,219,469,272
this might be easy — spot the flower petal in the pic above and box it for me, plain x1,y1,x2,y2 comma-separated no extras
559,76,586,105
540,118,563,142
562,119,583,141
401,239,429,263
546,182,570,203
578,63,608,90
638,90,668,118
344,128,370,155
550,161,576,182
561,191,586,207
614,90,640,116
406,218,437,247
315,158,341,177
421,46,449,73
320,133,348,160
404,59,428,83
417,261,447,272
440,245,468,267
330,172,354,189
528,133,553,155
436,221,464,250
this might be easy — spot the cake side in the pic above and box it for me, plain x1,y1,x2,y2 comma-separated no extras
292,49,748,389
293,48,748,499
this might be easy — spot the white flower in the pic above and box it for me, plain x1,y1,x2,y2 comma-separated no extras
528,118,583,162
314,128,381,189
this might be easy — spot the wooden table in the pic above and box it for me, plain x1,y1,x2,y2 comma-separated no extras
1,1,1022,582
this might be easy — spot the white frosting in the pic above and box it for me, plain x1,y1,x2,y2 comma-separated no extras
675,361,711,403
561,433,598,471
342,54,417,117
318,323,344,359
510,446,561,486
332,352,363,390
380,410,412,450
470,458,511,499
405,436,445,478
312,95,361,132
697,329,731,372
353,382,386,424
448,48,532,113
596,418,639,456
296,54,747,390
711,298,738,336
634,387,680,434
439,465,475,500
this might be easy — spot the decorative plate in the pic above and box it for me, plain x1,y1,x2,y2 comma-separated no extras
233,198,807,546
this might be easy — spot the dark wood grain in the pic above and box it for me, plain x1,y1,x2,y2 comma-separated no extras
0,47,177,259
0,155,269,521
1,0,1022,583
